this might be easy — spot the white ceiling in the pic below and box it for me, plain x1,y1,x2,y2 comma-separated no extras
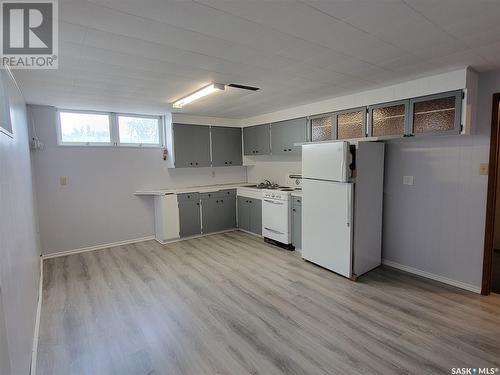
13,0,500,118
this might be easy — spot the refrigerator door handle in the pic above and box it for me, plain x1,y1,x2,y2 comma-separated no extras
347,188,352,227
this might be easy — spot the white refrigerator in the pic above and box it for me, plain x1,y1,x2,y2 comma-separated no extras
302,141,385,279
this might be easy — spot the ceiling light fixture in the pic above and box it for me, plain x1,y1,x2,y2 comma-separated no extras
172,83,225,108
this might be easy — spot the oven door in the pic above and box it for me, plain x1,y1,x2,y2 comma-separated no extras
262,198,290,244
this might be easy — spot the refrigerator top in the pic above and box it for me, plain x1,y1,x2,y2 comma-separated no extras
302,141,350,183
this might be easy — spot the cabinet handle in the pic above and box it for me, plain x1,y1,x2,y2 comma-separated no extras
221,199,224,203
225,161,228,164
288,148,292,151
195,162,198,166
292,208,296,212
283,149,287,152
187,195,190,198
189,162,193,165
229,161,232,164
197,203,200,206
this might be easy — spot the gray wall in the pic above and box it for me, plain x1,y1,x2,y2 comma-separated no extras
0,71,40,374
382,70,500,291
29,105,247,255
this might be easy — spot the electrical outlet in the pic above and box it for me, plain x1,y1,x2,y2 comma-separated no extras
59,176,67,186
403,176,414,185
479,163,489,176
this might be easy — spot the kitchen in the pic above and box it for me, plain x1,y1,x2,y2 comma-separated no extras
2,1,500,374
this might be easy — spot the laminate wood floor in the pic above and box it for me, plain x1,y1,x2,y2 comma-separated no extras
38,231,500,375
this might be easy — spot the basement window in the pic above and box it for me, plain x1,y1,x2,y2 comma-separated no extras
117,114,162,147
58,111,112,145
57,109,164,147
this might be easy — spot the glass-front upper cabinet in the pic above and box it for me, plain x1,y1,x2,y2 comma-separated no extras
409,91,462,136
368,100,409,138
335,107,366,140
310,113,334,142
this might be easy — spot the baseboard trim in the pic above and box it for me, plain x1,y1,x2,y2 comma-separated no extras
30,257,43,375
42,236,155,259
382,259,481,294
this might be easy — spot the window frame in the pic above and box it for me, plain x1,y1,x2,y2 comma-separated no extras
57,109,113,146
56,109,164,148
116,112,164,148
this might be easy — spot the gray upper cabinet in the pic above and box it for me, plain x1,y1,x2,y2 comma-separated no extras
173,124,211,168
271,117,307,155
243,124,271,155
211,126,242,167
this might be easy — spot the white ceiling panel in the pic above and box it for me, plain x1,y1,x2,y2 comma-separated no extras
13,0,500,118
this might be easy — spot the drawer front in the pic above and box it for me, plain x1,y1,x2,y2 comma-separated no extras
200,191,217,200
216,189,236,198
177,192,200,201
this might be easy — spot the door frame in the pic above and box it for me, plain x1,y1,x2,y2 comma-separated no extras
482,93,500,295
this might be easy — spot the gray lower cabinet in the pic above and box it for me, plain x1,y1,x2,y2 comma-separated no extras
173,124,211,168
201,190,237,234
291,196,302,248
211,126,242,166
178,193,201,238
237,196,262,235
243,124,271,155
271,117,307,155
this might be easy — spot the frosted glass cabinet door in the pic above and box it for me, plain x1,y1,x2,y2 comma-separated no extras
368,100,409,137
310,115,334,142
409,91,462,136
335,107,366,140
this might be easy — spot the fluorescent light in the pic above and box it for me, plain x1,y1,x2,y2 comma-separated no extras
172,83,225,108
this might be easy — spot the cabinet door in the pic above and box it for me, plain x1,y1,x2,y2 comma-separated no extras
178,200,201,237
292,199,302,248
237,196,250,231
211,126,242,166
173,124,211,167
249,198,262,235
220,196,236,230
368,100,409,137
335,108,366,140
409,91,462,136
201,197,219,234
271,117,307,155
310,114,334,142
243,124,270,155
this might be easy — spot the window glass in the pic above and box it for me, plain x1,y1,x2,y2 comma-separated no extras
118,115,160,145
59,112,111,143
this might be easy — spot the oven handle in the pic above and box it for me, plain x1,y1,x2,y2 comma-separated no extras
264,227,285,235
263,199,285,205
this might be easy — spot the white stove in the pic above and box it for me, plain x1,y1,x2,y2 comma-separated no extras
262,188,293,245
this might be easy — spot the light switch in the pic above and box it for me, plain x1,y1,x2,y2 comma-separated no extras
479,163,489,176
60,176,68,186
403,176,414,185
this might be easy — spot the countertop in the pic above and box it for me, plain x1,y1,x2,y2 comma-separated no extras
135,182,302,198
136,182,252,196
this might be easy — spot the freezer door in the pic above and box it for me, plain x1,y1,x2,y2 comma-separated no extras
302,179,353,278
302,142,349,182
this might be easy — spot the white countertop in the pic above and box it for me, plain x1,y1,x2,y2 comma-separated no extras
135,182,251,196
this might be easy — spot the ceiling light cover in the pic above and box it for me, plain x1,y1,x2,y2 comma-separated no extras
172,83,225,108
